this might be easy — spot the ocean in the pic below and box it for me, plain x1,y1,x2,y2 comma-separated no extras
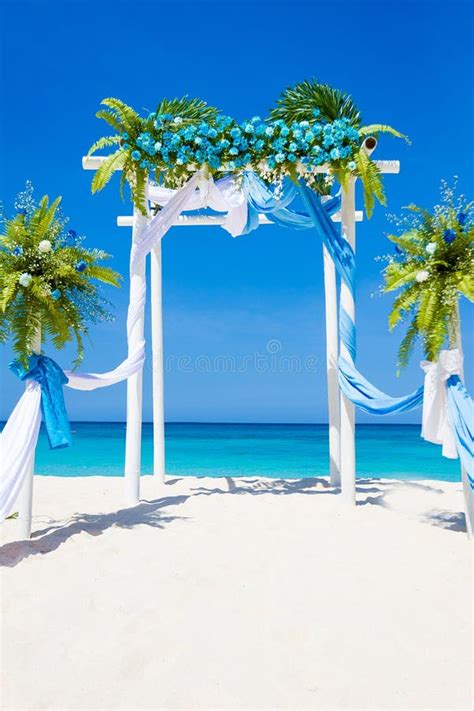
29,422,460,482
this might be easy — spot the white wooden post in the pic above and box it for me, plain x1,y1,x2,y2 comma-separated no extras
151,242,165,483
323,245,341,485
17,326,41,539
124,207,148,504
454,304,473,538
339,178,357,505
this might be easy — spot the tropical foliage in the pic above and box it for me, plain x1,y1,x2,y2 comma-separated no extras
271,78,408,215
383,182,474,369
87,82,404,216
0,183,121,367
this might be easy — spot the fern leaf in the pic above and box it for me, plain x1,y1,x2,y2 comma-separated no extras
91,150,126,193
87,135,121,156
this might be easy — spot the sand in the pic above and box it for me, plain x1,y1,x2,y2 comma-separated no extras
0,475,472,710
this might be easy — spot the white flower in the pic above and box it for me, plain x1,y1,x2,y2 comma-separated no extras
38,239,52,253
426,242,437,255
416,270,429,283
19,272,32,287
173,116,183,125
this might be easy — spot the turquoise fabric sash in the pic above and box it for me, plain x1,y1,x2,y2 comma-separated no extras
9,355,72,449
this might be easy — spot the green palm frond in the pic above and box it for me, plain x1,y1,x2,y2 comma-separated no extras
155,96,218,122
271,78,361,126
359,124,410,143
397,318,418,372
91,150,127,193
95,110,125,134
87,135,122,156
354,148,386,218
101,98,140,132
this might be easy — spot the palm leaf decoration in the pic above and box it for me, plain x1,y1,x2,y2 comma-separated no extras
88,96,219,215
383,186,474,371
155,96,218,123
270,78,407,216
271,79,361,126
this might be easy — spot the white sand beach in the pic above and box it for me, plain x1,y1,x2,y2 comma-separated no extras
0,475,472,710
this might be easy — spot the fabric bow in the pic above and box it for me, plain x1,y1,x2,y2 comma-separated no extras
420,349,463,458
9,354,72,449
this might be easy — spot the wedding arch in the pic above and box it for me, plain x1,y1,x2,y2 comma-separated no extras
2,86,471,540
82,146,399,506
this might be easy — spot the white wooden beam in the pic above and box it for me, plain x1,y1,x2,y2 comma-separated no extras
116,211,364,228
82,155,400,175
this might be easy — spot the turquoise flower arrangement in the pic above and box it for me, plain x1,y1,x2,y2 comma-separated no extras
0,183,121,367
87,81,406,217
383,181,474,369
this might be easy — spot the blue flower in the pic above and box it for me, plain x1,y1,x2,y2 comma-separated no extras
12,246,23,256
265,126,274,137
229,146,239,156
348,160,357,171
275,152,286,163
243,123,254,134
287,153,297,162
230,127,241,140
51,289,61,300
255,139,265,151
280,126,290,137
131,150,141,161
457,212,467,226
76,260,87,273
443,228,456,244
122,132,129,140
208,128,218,139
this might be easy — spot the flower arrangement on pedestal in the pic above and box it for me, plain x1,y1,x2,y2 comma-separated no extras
383,181,474,369
87,80,406,217
0,184,121,367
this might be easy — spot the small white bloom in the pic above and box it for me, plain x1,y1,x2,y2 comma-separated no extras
19,272,32,287
426,242,437,255
416,270,429,283
38,239,52,253
173,116,183,125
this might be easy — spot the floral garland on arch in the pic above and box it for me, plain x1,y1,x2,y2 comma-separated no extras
0,183,121,367
383,181,474,370
87,80,407,217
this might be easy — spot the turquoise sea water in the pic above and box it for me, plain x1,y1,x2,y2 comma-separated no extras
23,422,460,482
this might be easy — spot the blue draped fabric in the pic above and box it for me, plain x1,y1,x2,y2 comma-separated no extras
446,376,474,486
339,357,424,415
295,180,426,417
241,170,473,477
10,355,72,449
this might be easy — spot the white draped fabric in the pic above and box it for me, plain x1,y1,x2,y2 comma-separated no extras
147,173,248,238
0,382,42,522
1,172,209,523
420,349,463,458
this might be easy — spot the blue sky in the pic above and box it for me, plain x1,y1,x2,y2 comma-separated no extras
1,0,473,423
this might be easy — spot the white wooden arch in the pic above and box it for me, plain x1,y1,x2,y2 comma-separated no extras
82,155,400,505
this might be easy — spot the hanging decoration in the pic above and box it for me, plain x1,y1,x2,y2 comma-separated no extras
0,183,121,368
86,80,406,217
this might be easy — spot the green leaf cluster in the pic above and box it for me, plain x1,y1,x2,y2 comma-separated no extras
270,79,409,216
383,194,473,369
0,190,121,367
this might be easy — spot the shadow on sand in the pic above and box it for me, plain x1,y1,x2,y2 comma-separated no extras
0,477,465,567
